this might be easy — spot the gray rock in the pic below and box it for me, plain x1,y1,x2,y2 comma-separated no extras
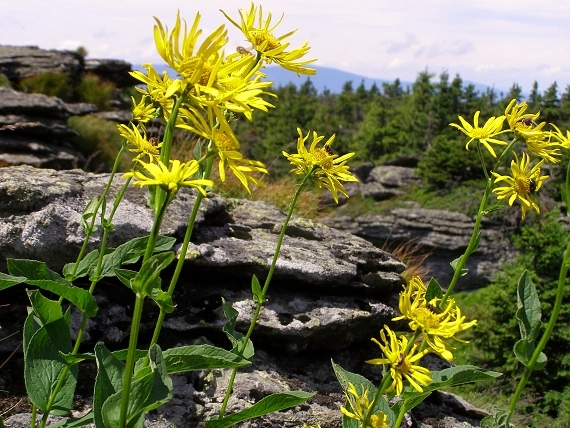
0,45,83,84
84,58,138,88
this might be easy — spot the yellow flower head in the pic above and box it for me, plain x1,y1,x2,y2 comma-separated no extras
301,424,321,428
130,64,180,116
283,128,359,203
340,383,389,428
123,159,213,196
117,123,161,162
392,276,477,361
450,111,507,157
549,124,570,150
191,52,275,120
366,326,432,395
131,96,157,131
504,99,541,132
492,152,549,220
178,106,268,193
221,3,316,75
153,12,228,85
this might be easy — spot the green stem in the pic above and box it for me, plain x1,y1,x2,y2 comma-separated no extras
29,404,37,428
218,169,315,418
505,238,570,425
441,138,517,305
149,154,215,346
118,195,170,428
362,372,393,428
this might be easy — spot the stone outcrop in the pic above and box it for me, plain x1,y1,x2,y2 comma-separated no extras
0,88,96,169
0,165,487,427
0,45,136,89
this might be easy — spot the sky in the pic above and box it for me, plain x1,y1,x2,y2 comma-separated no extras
2,0,570,95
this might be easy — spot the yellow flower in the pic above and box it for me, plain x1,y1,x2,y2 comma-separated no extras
366,326,432,395
117,123,161,162
178,106,268,193
504,99,540,131
340,383,389,428
549,124,570,150
524,133,562,164
283,128,359,203
191,52,275,120
450,111,507,157
130,64,180,116
123,159,213,195
153,12,228,85
300,424,321,428
492,152,549,220
131,95,157,125
221,3,316,75
392,276,477,361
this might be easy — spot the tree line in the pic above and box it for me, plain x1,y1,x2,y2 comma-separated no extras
235,71,570,187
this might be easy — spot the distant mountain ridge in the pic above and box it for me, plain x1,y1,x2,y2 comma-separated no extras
134,63,508,96
262,65,508,96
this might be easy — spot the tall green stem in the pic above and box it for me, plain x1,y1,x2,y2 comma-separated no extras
218,170,314,418
361,373,393,428
149,154,215,346
118,195,170,428
441,138,517,305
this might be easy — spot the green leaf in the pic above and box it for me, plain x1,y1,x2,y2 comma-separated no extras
94,342,125,428
332,360,374,393
221,298,254,360
131,252,174,296
516,270,542,343
63,249,102,282
425,278,443,302
8,259,98,316
46,412,94,428
115,268,138,290
81,195,100,232
101,345,172,428
162,344,251,374
204,391,315,428
24,314,77,415
392,365,502,416
513,340,547,369
23,309,40,360
481,410,510,428
0,271,26,290
150,288,176,313
251,274,264,303
95,236,176,279
28,289,63,325
449,257,468,277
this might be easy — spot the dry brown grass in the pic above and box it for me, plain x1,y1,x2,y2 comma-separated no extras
383,239,432,281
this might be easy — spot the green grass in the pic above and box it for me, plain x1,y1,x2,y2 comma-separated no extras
67,115,128,172
0,73,12,88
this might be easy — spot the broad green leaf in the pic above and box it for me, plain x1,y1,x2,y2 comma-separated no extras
449,257,468,277
63,249,103,281
95,236,176,279
23,309,40,360
251,274,264,303
94,342,125,428
115,268,138,290
426,278,443,302
516,270,542,342
221,298,254,360
0,271,26,290
47,412,94,428
204,391,315,428
150,288,176,313
392,365,502,416
332,360,374,393
27,289,63,325
162,344,251,374
481,410,510,428
25,316,77,415
8,259,98,316
513,339,547,369
101,345,172,428
131,252,174,296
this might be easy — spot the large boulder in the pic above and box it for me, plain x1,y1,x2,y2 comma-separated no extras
0,165,487,427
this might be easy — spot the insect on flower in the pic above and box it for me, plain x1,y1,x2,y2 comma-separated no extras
528,178,537,193
236,46,253,56
517,117,538,128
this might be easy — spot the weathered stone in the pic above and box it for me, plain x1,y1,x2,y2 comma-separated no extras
0,45,83,84
84,58,138,88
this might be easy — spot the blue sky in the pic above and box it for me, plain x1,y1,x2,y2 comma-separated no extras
2,0,569,94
